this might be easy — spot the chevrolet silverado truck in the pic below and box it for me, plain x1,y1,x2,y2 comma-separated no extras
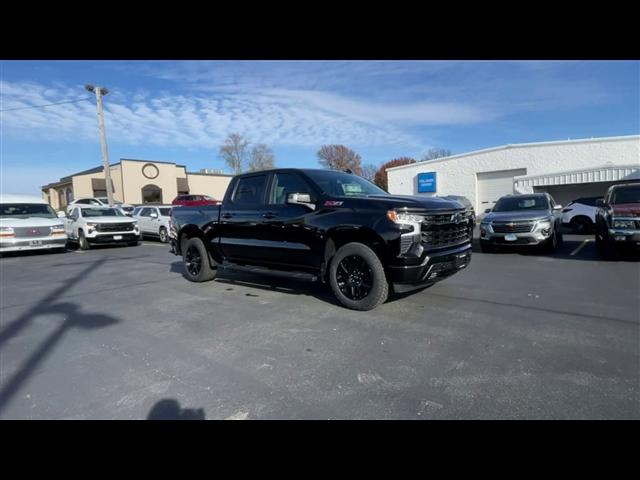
170,168,473,310
595,182,640,258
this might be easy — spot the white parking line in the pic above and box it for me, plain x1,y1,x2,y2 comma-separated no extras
570,239,592,256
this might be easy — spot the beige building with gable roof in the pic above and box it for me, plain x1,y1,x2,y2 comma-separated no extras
42,158,232,210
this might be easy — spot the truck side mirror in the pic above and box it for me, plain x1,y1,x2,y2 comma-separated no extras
150,212,158,218
553,204,563,210
57,211,67,218
287,193,315,210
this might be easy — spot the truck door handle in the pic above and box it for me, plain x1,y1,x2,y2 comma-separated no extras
262,212,276,219
222,213,233,219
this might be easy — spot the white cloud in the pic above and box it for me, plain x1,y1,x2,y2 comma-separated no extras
3,80,481,150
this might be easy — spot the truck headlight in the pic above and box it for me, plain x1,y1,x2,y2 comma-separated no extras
536,220,552,230
387,211,424,225
613,219,634,229
0,226,15,238
50,224,66,236
480,222,493,234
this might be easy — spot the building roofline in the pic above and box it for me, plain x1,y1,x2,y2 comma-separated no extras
386,134,640,172
186,171,234,177
120,158,177,165
42,158,191,189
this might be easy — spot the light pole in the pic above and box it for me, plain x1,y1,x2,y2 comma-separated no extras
85,84,114,206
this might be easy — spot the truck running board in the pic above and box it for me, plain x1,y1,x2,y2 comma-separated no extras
220,262,319,282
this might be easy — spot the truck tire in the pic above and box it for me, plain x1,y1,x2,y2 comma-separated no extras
596,230,618,260
328,242,388,311
570,216,593,234
159,227,169,243
78,230,90,250
182,237,216,282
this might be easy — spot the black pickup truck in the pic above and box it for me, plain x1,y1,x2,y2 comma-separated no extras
170,168,473,310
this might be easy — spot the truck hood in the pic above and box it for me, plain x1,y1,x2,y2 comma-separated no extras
0,217,64,228
483,210,550,222
365,194,466,211
612,203,640,217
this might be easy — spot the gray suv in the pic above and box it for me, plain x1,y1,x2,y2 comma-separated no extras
479,193,563,252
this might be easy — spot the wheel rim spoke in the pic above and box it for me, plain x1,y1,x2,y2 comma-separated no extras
336,254,373,300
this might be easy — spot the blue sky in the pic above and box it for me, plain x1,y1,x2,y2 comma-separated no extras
1,60,638,195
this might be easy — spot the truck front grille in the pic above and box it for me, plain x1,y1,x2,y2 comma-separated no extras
97,222,135,232
491,221,535,233
12,227,50,238
421,224,471,249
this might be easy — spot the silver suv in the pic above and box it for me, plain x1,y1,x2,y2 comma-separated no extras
479,193,563,252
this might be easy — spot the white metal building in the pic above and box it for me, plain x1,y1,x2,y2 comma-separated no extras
387,135,640,210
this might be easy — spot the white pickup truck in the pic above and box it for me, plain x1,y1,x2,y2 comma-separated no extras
64,205,140,250
0,194,68,254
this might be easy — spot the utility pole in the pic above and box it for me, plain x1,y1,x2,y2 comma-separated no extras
85,84,114,206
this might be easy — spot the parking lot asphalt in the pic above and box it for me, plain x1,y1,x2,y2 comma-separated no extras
0,233,638,419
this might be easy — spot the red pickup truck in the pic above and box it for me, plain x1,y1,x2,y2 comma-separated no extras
595,182,640,258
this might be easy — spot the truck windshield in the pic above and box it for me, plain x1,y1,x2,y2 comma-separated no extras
612,186,640,204
81,208,125,217
0,203,58,219
303,171,388,197
493,196,549,212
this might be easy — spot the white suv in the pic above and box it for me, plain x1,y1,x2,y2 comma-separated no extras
64,205,140,249
132,205,172,243
561,196,601,233
1,194,67,254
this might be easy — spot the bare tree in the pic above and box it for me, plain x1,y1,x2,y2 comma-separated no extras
361,163,378,182
421,148,451,162
317,145,363,175
374,157,416,191
248,143,276,172
219,133,249,174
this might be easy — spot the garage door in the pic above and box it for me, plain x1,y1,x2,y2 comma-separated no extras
477,168,527,208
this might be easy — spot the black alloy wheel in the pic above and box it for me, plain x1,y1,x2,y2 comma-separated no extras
185,245,202,277
335,254,374,301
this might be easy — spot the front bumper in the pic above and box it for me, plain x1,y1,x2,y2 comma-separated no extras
479,228,552,246
386,243,472,293
87,233,140,244
608,229,640,244
0,236,67,252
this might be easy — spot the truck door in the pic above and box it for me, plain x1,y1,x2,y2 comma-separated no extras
219,174,268,263
259,172,322,268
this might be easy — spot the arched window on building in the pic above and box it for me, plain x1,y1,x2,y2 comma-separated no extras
141,184,163,203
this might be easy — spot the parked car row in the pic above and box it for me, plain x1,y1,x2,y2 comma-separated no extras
2,177,638,304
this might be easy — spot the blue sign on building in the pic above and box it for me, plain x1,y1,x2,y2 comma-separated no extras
417,172,437,193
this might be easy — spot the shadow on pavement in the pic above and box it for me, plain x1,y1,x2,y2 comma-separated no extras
0,258,121,414
147,399,206,420
169,260,343,307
